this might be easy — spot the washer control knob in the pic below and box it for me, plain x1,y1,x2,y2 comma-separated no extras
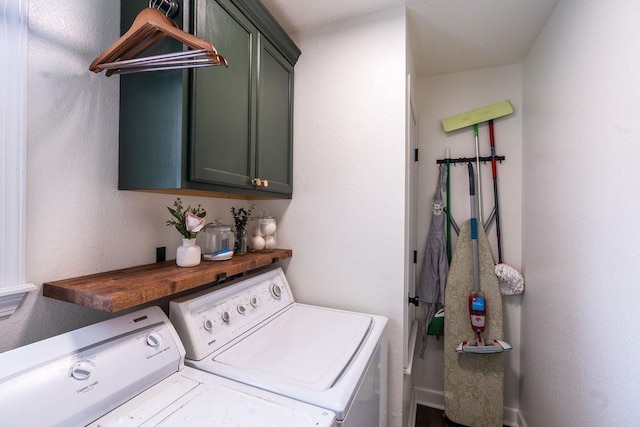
146,332,162,348
221,311,231,323
270,283,282,299
71,361,94,381
250,297,259,307
237,304,247,314
203,318,214,331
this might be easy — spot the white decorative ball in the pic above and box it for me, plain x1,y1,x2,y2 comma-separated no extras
262,222,277,236
250,235,266,251
265,235,276,250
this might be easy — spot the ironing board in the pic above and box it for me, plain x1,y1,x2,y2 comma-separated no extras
444,220,505,426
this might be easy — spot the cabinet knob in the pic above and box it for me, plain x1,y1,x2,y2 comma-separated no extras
251,178,269,188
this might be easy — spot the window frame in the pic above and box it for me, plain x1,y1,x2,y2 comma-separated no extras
1,0,36,317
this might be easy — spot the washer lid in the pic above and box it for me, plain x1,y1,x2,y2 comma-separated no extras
92,371,335,427
214,304,372,391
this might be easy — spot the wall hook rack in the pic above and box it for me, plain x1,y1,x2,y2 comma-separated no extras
436,155,505,165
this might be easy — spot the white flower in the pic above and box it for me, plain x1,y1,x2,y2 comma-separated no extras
432,202,443,216
185,212,206,233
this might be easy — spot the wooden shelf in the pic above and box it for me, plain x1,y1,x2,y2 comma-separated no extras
43,249,292,313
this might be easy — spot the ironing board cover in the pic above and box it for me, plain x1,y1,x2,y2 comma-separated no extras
418,164,448,357
444,220,504,426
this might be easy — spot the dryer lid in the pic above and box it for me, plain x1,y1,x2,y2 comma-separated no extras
214,304,372,391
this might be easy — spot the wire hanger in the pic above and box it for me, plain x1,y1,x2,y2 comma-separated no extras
89,2,227,76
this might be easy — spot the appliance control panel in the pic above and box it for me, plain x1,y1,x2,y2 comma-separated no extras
0,307,184,427
170,267,295,360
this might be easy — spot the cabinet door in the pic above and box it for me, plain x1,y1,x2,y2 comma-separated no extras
256,35,294,196
191,0,257,189
119,0,187,191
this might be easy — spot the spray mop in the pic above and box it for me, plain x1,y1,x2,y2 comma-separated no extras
456,163,512,354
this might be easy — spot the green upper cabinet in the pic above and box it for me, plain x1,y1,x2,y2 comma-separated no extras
118,0,300,199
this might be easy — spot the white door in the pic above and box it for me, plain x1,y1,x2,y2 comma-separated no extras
403,81,419,370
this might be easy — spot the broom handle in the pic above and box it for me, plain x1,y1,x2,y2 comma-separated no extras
468,162,480,293
473,124,483,224
446,149,452,262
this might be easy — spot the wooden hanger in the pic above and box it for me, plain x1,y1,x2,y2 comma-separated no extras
90,8,227,76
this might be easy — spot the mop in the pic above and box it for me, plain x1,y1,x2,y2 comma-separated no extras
456,163,512,354
442,100,524,295
418,164,448,358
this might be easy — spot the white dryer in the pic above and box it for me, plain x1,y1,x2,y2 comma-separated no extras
170,267,388,426
0,306,336,427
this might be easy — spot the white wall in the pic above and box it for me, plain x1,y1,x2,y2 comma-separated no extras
414,64,523,412
1,0,242,352
261,8,409,426
521,0,640,425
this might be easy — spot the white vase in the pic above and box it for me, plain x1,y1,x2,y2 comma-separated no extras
176,238,201,267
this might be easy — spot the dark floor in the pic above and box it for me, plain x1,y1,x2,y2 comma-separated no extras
415,405,465,427
415,405,507,427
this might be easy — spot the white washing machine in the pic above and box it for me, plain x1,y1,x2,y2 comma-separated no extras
0,306,336,427
169,267,389,426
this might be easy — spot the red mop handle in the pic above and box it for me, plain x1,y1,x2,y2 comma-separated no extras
489,119,503,263
489,120,497,178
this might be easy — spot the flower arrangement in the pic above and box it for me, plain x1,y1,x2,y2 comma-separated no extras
166,198,211,239
231,204,254,231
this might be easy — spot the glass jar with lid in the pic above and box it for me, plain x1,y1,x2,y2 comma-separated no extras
248,213,277,253
200,220,235,261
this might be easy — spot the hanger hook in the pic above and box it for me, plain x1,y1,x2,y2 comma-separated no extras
149,0,179,18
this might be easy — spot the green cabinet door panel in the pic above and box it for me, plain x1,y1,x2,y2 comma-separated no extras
256,35,294,195
119,0,189,190
191,0,256,189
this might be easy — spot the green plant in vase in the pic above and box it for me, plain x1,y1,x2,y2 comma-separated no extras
231,204,253,255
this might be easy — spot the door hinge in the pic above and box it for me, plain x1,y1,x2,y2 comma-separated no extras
414,148,419,162
413,250,417,264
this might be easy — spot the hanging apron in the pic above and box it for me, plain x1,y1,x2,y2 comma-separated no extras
419,164,449,358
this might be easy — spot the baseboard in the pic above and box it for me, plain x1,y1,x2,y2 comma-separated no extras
406,388,416,427
413,386,444,410
503,406,519,426
412,386,526,427
516,409,528,427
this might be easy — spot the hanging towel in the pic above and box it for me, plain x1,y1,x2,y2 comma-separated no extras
419,164,449,358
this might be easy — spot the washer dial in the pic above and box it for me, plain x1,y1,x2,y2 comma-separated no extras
270,283,282,299
221,311,231,323
203,318,214,331
146,332,162,348
71,360,95,381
